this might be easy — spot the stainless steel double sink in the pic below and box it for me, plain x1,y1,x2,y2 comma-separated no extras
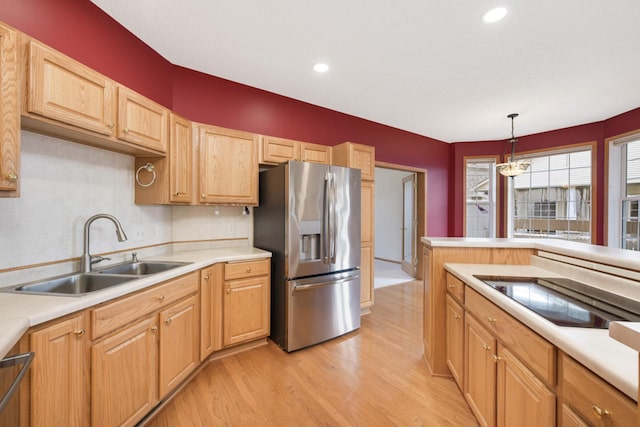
2,261,190,296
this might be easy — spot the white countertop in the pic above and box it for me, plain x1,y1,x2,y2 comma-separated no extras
423,237,640,273
0,246,271,360
445,262,640,401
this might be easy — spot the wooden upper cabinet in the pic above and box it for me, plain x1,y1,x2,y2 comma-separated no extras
26,38,168,156
28,40,116,136
0,23,19,195
134,113,193,205
332,142,375,181
259,136,332,165
300,142,331,164
117,86,168,152
260,135,300,164
198,124,258,205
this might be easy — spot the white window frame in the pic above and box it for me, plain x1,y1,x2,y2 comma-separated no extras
607,133,640,249
506,144,594,242
464,157,498,238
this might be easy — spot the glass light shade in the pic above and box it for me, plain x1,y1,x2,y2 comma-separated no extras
496,160,531,177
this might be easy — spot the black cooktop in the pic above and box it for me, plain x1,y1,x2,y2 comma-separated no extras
473,276,640,329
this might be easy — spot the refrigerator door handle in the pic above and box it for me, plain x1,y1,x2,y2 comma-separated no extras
291,275,359,292
329,173,337,264
322,172,331,264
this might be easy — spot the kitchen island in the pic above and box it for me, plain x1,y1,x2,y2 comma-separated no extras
422,237,640,426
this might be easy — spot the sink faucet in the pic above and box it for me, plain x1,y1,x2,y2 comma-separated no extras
80,214,128,273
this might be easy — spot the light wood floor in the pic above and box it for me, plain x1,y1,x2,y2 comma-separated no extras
143,281,478,426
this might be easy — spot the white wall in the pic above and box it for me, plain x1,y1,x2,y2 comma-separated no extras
374,167,410,262
0,131,250,275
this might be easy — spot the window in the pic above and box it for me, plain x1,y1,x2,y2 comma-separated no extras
465,158,497,237
508,146,593,242
619,139,640,250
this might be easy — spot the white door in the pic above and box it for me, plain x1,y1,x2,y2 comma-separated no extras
401,174,416,276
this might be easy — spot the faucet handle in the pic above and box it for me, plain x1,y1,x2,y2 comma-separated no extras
91,255,110,265
132,252,138,262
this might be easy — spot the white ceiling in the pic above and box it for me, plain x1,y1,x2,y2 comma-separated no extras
89,0,640,143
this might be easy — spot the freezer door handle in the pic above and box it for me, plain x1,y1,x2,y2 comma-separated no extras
291,275,359,293
329,173,337,264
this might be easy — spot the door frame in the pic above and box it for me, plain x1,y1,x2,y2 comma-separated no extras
376,161,427,280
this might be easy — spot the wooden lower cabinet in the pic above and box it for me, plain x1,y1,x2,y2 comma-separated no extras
496,346,555,427
29,313,88,427
464,313,497,427
158,295,199,396
445,294,464,388
560,352,636,427
223,274,270,347
360,245,374,310
91,316,159,427
200,264,224,359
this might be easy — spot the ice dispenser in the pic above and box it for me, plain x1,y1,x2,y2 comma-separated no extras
299,220,321,261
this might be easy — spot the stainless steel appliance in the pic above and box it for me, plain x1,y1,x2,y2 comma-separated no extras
475,275,640,328
254,160,361,351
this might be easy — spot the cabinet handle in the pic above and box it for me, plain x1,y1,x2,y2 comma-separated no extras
124,128,129,133
158,295,165,301
165,317,172,325
74,329,85,336
487,316,497,324
591,405,610,419
482,344,491,351
7,173,18,182
447,284,455,289
492,355,501,362
204,275,210,281
151,326,158,332
108,123,115,129
201,194,206,199
246,268,252,273
226,288,231,294
454,314,461,319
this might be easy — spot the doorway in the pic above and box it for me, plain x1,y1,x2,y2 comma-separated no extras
374,161,427,286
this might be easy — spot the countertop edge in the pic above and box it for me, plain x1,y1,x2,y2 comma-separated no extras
0,247,271,360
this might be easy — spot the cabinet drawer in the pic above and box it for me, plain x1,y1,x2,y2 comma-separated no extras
561,353,636,427
224,259,270,280
465,286,555,386
446,273,464,302
91,272,199,339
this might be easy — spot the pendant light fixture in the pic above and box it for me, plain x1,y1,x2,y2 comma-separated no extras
496,113,530,177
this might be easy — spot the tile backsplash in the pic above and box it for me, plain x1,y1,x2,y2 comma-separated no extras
0,131,252,275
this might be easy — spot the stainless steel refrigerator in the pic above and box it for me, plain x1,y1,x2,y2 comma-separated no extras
254,160,361,352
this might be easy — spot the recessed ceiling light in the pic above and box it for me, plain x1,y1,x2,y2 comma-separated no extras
483,7,507,23
313,63,329,73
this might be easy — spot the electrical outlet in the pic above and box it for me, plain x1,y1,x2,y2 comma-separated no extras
133,228,145,241
226,223,235,234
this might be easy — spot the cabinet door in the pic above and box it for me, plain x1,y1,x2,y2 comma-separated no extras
496,346,555,427
159,296,200,397
300,142,331,164
198,124,258,205
332,142,375,180
0,23,19,194
200,264,224,359
360,244,374,308
91,317,158,427
445,295,464,389
28,40,116,136
464,314,497,427
30,314,87,427
223,276,269,346
361,180,374,246
117,86,168,153
260,135,299,164
169,113,193,202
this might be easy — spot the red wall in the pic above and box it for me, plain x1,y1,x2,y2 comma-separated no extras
2,0,639,241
